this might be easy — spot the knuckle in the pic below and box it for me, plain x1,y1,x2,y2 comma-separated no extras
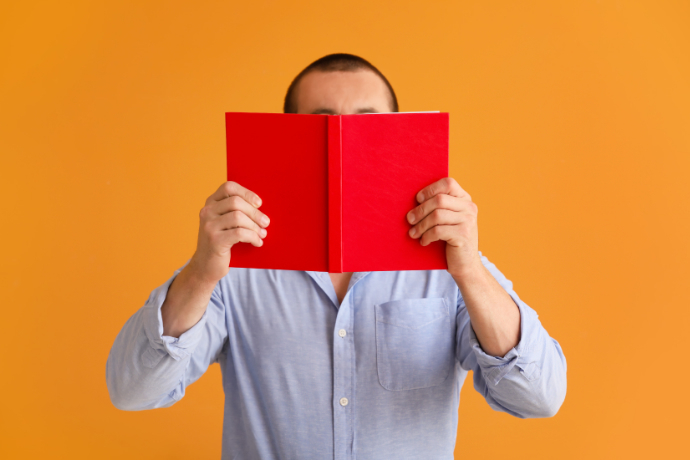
228,227,243,240
226,210,240,225
202,220,214,235
225,181,237,194
229,195,242,207
240,212,254,228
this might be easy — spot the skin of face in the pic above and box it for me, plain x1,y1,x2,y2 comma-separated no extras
293,69,394,116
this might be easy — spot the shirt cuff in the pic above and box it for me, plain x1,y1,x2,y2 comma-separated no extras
467,292,537,386
142,260,209,361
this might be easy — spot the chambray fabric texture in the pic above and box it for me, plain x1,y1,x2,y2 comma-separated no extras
106,251,567,460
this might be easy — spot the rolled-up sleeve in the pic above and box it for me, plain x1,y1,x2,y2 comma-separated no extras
106,260,228,411
456,251,567,418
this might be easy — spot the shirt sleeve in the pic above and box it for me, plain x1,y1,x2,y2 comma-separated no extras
455,251,567,418
106,260,229,411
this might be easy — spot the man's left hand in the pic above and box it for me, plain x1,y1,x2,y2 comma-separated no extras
407,177,482,278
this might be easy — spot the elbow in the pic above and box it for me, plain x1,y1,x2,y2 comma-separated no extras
107,377,147,411
107,381,163,412
105,356,144,411
109,392,137,412
533,370,567,418
106,364,178,411
532,339,568,418
106,373,137,412
534,394,564,418
105,350,181,412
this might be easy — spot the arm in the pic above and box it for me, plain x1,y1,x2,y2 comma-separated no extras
456,252,567,418
408,177,519,356
105,261,228,411
451,254,519,358
106,181,269,410
408,177,566,417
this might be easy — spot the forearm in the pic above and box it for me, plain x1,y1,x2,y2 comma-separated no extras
454,252,568,418
452,259,520,357
161,259,218,338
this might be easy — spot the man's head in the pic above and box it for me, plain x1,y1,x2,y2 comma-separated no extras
283,53,399,115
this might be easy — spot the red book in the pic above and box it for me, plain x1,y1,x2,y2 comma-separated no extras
225,112,449,273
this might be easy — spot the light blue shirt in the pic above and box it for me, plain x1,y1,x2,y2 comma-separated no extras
106,251,567,459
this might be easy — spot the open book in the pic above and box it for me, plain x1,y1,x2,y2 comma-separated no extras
225,111,449,272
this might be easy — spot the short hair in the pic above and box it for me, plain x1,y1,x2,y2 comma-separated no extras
283,53,399,114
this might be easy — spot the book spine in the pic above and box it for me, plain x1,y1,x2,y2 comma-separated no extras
327,115,343,273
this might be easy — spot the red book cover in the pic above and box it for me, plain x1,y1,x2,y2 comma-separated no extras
225,112,449,272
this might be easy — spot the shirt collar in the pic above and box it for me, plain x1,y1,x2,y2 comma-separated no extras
305,271,371,308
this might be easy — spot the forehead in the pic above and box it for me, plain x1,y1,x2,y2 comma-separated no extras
293,69,392,114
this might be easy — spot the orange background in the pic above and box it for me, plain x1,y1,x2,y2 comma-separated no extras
1,1,689,458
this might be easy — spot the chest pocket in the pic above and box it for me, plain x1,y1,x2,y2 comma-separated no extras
375,298,454,391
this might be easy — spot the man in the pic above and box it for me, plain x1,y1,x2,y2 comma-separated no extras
106,53,567,459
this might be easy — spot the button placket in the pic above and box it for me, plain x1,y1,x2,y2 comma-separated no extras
333,296,354,460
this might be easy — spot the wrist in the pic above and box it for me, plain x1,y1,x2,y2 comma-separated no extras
449,256,486,288
185,255,223,288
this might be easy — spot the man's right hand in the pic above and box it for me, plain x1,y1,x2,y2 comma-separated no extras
187,181,270,284
160,181,269,338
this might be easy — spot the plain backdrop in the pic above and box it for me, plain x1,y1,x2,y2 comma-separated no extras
1,1,689,458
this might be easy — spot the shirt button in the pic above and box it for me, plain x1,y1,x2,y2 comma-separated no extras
339,397,349,407
338,329,347,338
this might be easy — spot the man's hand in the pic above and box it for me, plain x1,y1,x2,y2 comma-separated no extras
160,181,268,338
407,177,482,278
407,177,521,357
188,181,270,284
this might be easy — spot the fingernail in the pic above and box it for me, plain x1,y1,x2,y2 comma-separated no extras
407,212,416,224
261,216,270,227
260,228,267,238
253,196,262,207
409,227,417,237
417,193,424,203
258,239,263,246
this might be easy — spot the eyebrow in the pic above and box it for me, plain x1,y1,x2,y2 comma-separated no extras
310,107,380,115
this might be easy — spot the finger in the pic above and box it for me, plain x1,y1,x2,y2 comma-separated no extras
409,209,463,239
207,181,262,208
419,225,454,246
221,227,264,248
212,195,270,228
217,210,267,238
407,193,464,225
416,177,468,203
